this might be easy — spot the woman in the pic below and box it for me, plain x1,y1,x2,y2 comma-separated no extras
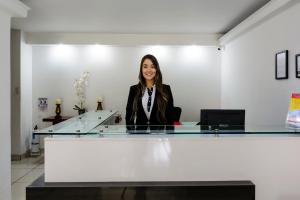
126,54,174,127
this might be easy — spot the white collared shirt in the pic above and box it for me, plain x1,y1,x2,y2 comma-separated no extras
142,85,156,120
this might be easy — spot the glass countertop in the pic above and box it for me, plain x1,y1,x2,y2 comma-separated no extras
34,111,300,136
90,124,300,135
34,115,300,136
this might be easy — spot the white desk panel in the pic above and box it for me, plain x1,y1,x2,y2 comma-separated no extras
45,135,300,200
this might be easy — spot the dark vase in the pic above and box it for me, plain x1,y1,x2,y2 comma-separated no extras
96,102,103,111
78,108,86,115
55,104,61,118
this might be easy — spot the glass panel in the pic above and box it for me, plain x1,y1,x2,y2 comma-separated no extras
90,124,300,135
34,111,300,136
34,110,117,135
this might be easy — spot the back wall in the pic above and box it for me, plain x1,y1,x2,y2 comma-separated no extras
32,45,221,128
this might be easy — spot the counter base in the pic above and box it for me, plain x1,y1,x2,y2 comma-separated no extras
26,175,255,200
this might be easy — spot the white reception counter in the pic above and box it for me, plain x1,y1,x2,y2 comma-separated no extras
37,114,300,200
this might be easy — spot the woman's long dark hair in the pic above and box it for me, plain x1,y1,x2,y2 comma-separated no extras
131,54,169,122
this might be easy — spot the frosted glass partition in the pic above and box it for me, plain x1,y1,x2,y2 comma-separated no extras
34,110,117,135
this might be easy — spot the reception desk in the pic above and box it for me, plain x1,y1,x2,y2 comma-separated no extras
32,117,300,200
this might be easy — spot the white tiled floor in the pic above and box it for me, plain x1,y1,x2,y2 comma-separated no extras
11,156,44,200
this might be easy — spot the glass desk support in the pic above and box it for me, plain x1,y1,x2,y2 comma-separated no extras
34,110,118,136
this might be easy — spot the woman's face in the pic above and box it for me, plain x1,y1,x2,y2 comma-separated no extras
142,58,157,81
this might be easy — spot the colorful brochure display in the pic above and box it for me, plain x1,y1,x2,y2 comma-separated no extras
286,93,300,128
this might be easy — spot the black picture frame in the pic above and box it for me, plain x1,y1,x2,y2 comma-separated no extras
275,50,288,80
296,54,300,78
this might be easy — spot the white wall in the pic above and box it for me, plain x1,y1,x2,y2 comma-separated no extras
11,30,32,156
32,45,221,128
0,10,12,200
20,31,32,153
11,30,21,155
0,1,28,199
221,1,300,126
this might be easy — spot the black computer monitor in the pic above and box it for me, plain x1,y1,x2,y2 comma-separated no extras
199,109,245,130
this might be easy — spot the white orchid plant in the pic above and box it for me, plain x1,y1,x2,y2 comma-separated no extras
73,71,90,111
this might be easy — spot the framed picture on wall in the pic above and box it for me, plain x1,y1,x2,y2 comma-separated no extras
275,50,288,80
296,54,300,78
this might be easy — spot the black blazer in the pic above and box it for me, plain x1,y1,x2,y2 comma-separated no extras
126,84,174,126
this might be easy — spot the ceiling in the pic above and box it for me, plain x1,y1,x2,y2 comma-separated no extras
12,0,270,34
